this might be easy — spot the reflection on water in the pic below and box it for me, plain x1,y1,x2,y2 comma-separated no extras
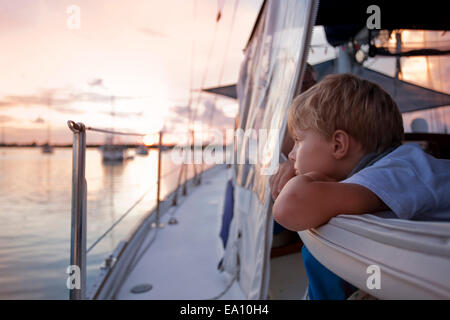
0,147,208,299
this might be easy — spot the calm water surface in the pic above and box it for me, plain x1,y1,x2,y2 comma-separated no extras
0,147,205,299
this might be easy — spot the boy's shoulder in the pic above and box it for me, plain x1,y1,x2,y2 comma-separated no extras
384,142,429,159
343,143,450,220
373,142,449,171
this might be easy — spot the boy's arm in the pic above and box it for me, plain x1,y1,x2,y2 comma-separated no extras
272,173,388,231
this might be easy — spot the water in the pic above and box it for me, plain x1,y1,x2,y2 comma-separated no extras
0,147,209,299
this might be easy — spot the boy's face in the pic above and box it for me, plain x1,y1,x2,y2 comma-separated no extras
288,128,338,178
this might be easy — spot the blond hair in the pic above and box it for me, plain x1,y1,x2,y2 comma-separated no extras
288,73,404,153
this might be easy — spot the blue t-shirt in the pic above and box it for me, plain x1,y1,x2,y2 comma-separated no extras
303,143,450,300
342,143,450,221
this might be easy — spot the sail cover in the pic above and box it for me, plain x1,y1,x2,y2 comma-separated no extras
202,84,238,99
204,60,450,113
314,59,450,113
221,0,318,299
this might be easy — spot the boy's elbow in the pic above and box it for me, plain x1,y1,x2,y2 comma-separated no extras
272,200,289,229
273,178,336,231
273,197,309,231
273,190,334,231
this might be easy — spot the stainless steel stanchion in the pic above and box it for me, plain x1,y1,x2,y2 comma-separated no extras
67,120,87,300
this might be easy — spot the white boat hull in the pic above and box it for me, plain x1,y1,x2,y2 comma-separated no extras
100,145,126,162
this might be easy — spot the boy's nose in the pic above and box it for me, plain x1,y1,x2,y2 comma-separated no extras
288,148,296,161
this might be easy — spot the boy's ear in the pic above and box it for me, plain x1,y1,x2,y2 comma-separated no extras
331,130,350,159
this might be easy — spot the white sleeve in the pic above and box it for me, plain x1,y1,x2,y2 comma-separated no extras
341,145,443,220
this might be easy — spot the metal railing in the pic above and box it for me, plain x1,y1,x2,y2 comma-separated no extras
67,120,200,300
68,121,87,300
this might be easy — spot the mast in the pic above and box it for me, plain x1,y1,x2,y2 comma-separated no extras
1,123,4,145
47,95,52,145
110,95,115,145
395,31,402,80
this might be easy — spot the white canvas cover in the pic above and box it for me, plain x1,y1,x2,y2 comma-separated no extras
222,0,318,299
299,214,450,299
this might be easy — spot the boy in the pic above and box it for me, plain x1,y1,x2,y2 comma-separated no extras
271,73,450,299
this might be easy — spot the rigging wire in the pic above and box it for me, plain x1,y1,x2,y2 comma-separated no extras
186,0,198,132
86,184,156,254
86,126,147,137
86,169,179,254
190,3,221,126
85,124,212,137
207,0,240,129
188,0,223,184
196,0,240,183
182,0,199,188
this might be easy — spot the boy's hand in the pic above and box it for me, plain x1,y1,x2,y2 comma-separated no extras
269,159,296,201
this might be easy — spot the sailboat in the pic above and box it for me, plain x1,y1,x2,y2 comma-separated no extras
68,0,450,300
136,144,149,156
41,143,53,153
100,96,126,162
100,138,126,162
41,96,54,154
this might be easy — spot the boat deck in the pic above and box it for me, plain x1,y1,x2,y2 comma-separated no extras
115,165,245,299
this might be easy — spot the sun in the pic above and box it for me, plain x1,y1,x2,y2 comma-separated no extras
143,134,159,146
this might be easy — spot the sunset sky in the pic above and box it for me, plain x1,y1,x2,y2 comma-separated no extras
1,1,449,145
0,0,264,144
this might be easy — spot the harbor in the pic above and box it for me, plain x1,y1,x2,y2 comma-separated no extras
0,146,211,299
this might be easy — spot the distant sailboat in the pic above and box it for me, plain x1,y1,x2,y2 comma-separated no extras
136,144,149,155
42,143,53,153
100,138,125,162
101,95,126,162
41,96,54,154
